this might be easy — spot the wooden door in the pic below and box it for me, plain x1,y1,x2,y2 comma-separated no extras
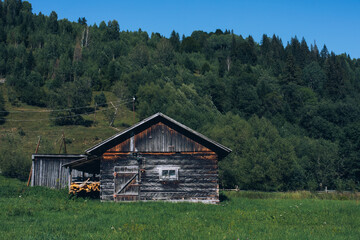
114,166,139,201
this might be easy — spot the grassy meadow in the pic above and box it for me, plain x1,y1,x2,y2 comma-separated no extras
1,175,359,240
0,87,136,156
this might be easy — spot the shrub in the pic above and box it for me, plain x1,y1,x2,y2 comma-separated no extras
94,92,107,107
0,135,30,181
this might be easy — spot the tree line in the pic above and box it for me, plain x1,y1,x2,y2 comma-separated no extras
1,0,360,190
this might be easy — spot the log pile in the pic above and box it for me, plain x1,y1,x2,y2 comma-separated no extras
70,178,100,195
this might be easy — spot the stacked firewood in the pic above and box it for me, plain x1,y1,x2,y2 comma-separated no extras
70,179,100,195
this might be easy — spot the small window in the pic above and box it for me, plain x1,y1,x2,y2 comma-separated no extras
159,168,179,181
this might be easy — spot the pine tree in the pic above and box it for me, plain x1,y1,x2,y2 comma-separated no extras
260,34,272,66
169,30,180,51
320,45,329,59
283,53,300,84
47,11,59,34
271,34,285,60
310,41,320,62
299,37,310,68
324,53,344,99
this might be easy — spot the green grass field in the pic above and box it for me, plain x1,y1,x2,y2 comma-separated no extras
1,176,359,240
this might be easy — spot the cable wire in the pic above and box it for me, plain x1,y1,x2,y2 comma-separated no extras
0,100,133,122
0,98,133,113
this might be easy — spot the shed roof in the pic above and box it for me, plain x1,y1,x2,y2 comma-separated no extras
62,156,100,174
85,112,232,158
32,154,87,160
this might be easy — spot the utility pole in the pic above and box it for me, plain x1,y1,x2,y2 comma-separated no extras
62,131,67,154
133,96,136,123
58,131,67,154
109,101,118,127
94,103,97,125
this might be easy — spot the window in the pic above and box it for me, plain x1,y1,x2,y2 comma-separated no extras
159,167,179,181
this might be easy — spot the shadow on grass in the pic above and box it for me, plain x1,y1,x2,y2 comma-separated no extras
69,191,100,199
219,191,229,202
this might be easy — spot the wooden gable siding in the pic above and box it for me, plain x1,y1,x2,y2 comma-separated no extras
105,122,212,153
100,152,219,203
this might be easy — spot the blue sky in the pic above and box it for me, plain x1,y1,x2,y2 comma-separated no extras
31,0,360,59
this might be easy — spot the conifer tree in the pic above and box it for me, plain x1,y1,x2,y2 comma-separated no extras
169,30,180,51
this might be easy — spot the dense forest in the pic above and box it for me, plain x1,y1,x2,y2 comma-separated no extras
1,0,360,191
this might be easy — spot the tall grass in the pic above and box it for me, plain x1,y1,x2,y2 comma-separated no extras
224,190,360,201
1,175,359,240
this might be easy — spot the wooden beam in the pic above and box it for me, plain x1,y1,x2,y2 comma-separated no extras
39,159,43,186
68,168,72,192
27,136,41,187
116,173,139,194
30,160,34,187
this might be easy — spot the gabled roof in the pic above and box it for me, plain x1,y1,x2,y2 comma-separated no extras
85,112,231,158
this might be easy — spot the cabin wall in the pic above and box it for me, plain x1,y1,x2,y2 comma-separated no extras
32,157,84,189
100,152,219,203
140,153,218,202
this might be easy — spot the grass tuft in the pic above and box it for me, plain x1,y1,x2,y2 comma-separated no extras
225,190,360,201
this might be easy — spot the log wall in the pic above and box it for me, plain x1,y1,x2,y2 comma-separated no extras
100,152,219,203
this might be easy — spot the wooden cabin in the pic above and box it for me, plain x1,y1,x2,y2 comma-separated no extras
33,113,231,204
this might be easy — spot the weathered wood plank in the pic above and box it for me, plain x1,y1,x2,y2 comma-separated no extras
100,179,113,184
101,195,114,201
105,122,213,153
140,192,217,199
143,170,218,177
101,190,114,195
39,159,43,186
140,187,217,192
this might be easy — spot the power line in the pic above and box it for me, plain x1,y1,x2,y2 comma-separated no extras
0,98,131,113
0,100,132,122
0,98,132,113
1,104,123,121
0,129,66,133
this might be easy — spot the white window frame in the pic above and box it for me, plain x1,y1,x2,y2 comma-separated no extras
158,167,179,181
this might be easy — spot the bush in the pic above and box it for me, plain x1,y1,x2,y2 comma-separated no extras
94,92,107,107
0,135,30,181
50,111,92,127
0,90,7,124
7,87,21,107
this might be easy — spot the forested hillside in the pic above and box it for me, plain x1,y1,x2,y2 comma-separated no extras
1,0,360,191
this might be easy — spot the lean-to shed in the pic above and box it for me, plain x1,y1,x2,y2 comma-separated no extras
64,112,231,203
30,154,87,188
